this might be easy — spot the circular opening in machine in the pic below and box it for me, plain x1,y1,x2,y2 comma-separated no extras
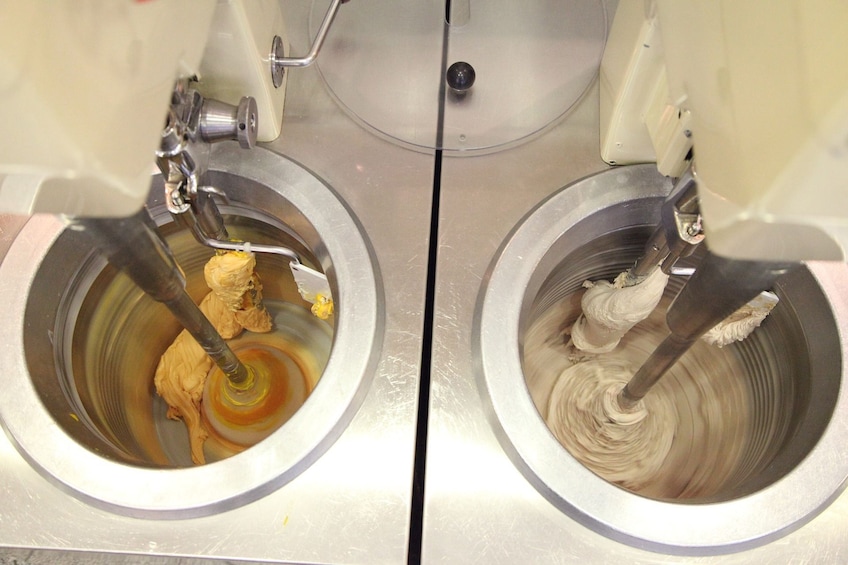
0,146,382,516
524,230,835,502
476,165,848,552
29,205,331,468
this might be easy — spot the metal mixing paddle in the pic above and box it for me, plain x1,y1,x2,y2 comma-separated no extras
617,251,796,411
76,209,253,388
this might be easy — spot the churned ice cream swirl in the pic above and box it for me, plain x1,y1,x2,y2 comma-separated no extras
527,289,754,499
547,358,676,490
571,268,668,354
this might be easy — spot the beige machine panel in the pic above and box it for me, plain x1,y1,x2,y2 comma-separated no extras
601,0,848,261
0,0,215,217
0,0,287,218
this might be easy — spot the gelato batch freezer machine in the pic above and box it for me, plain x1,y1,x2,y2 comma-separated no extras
2,0,848,563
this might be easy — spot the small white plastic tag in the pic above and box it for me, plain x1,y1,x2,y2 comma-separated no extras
289,262,331,304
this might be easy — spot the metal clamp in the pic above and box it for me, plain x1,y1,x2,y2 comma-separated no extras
624,166,704,286
658,167,704,271
270,0,349,88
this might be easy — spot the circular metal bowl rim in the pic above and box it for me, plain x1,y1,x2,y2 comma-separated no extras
0,145,384,518
473,164,848,554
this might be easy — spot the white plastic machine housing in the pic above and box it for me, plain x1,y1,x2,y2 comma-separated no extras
198,0,288,144
0,0,287,218
600,0,848,262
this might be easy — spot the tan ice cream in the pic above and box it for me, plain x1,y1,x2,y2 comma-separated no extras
702,291,779,347
535,258,777,496
530,291,750,498
154,251,272,465
547,358,676,490
570,267,668,354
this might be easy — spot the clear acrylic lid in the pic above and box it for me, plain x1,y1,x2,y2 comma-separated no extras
311,0,608,154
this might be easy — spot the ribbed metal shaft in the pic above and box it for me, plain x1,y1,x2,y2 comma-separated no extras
76,209,250,386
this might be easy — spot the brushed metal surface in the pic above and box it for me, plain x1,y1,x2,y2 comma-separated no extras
0,0,433,562
3,0,848,562
423,72,848,564
476,165,848,553
0,147,381,515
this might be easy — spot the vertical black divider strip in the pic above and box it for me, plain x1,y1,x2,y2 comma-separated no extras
408,2,451,563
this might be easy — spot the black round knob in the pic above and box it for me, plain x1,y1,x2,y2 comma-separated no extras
446,61,476,93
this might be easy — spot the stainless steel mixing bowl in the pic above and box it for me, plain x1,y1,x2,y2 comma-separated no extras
0,145,383,518
474,164,848,553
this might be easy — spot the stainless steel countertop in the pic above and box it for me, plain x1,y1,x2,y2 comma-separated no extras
421,71,848,565
2,1,848,563
0,1,433,563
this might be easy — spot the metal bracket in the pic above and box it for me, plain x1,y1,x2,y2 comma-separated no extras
270,0,348,88
624,166,704,286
